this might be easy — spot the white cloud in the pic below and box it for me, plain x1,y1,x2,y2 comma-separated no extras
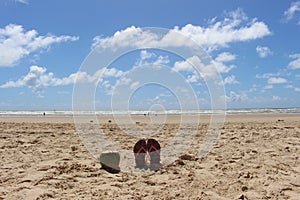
286,84,300,92
223,75,239,85
92,9,270,52
186,74,199,83
15,0,28,4
173,56,216,81
256,46,273,58
249,84,257,92
288,54,300,69
0,65,124,95
272,95,281,101
115,77,132,86
101,68,124,78
226,91,248,102
212,59,235,74
255,71,289,79
135,50,234,84
215,52,236,62
173,52,235,82
176,9,271,51
0,24,79,67
130,81,140,90
92,26,159,50
283,1,300,23
256,71,291,89
140,50,155,61
0,66,48,91
173,57,197,73
135,50,169,68
263,85,273,90
267,77,287,84
256,73,276,79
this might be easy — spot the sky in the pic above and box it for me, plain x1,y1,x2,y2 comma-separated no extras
0,0,300,110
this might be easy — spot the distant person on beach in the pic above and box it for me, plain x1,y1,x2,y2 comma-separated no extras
43,112,46,116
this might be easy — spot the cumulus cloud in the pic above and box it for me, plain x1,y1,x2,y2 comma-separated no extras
135,50,169,67
92,9,271,52
256,73,289,92
267,77,287,84
0,65,124,95
0,24,79,67
283,1,300,23
173,56,216,81
140,50,155,61
226,91,248,102
288,54,300,69
286,84,300,92
256,70,291,87
173,57,197,73
92,26,159,50
173,51,236,82
90,9,269,87
215,52,236,62
212,58,235,74
223,75,239,85
133,50,234,84
185,74,199,83
177,11,270,51
256,46,273,58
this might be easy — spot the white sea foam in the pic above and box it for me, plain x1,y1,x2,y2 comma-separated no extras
0,107,299,116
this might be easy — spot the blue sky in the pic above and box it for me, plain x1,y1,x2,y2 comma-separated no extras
0,0,300,110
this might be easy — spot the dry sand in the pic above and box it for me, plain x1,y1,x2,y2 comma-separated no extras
0,114,299,199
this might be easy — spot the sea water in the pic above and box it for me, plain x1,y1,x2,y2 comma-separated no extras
0,107,299,116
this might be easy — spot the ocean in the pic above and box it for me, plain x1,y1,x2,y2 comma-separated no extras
0,107,299,116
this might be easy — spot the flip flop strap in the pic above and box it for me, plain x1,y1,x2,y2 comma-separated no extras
148,145,160,154
135,146,147,154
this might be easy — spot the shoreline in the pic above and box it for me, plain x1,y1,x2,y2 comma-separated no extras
0,113,299,123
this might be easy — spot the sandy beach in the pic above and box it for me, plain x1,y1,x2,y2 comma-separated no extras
0,114,299,199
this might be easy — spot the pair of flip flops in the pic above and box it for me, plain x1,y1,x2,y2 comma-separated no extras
133,138,162,171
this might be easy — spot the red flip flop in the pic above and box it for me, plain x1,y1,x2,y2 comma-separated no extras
133,139,147,169
146,139,162,171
